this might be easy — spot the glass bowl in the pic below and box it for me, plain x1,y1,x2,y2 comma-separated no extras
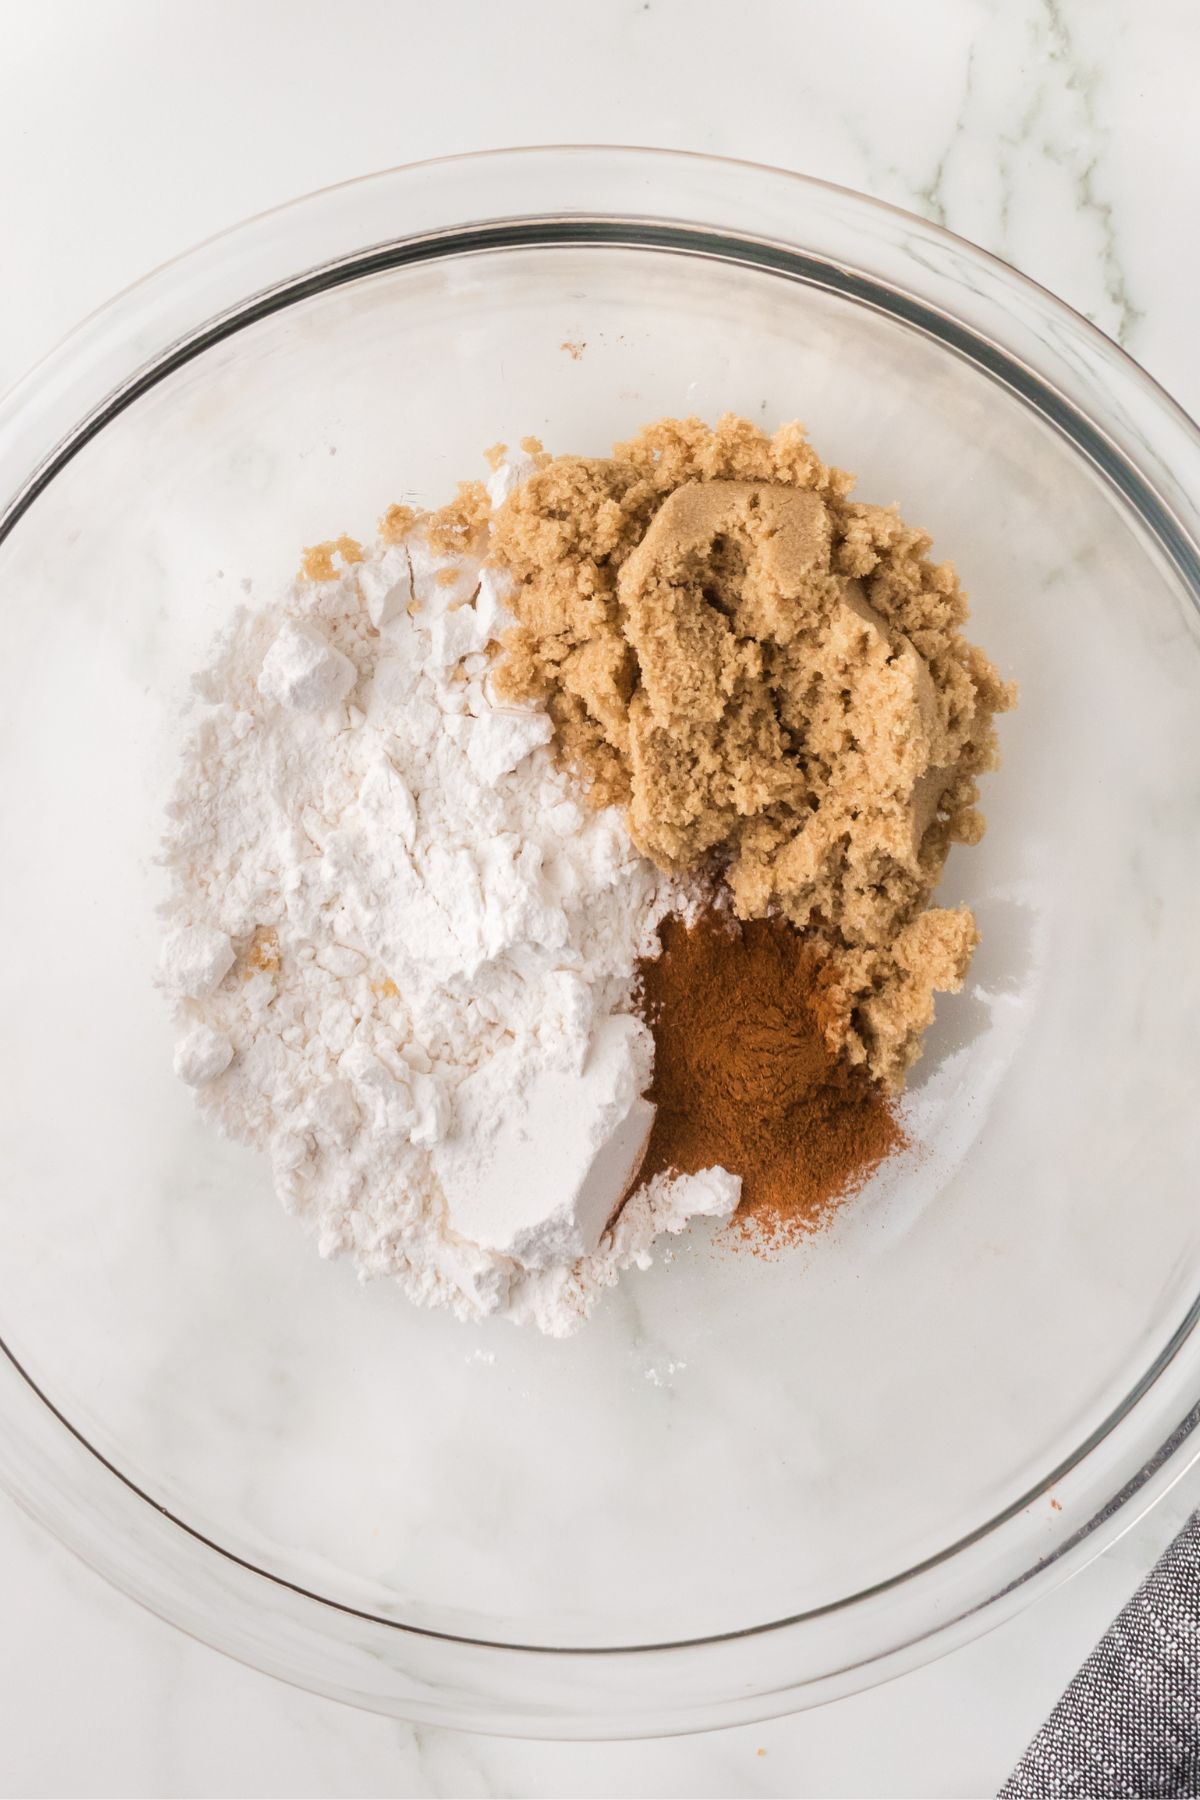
1,147,1199,1739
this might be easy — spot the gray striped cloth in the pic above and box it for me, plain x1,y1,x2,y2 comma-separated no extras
1001,1511,1200,1798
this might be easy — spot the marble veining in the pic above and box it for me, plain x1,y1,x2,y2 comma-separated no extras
864,0,1144,349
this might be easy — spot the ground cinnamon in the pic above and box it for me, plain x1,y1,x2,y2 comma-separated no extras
637,910,903,1242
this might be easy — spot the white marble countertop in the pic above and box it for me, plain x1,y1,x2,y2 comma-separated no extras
2,2,1197,1794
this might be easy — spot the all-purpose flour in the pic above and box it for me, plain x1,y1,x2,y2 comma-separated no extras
160,490,737,1334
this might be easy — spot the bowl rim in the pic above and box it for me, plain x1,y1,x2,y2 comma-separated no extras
5,139,1200,439
2,142,1199,1729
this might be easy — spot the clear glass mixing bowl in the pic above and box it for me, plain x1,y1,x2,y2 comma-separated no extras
1,147,1199,1738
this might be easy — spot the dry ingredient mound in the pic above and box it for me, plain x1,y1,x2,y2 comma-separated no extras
638,909,905,1241
493,414,1015,1086
161,417,1015,1337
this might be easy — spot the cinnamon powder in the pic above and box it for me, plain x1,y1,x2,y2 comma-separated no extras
637,910,904,1242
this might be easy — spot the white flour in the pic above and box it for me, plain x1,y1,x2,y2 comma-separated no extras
160,491,737,1334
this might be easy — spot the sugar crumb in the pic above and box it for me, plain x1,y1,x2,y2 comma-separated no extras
300,534,364,581
379,503,417,546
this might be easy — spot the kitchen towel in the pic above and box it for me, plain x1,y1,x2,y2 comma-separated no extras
1001,1510,1200,1799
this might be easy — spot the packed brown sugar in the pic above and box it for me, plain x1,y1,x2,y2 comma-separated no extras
493,414,1013,1092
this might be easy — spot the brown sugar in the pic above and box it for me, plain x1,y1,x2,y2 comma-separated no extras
637,910,904,1242
299,534,363,581
492,414,1015,1086
379,503,418,546
242,926,281,975
425,481,492,555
